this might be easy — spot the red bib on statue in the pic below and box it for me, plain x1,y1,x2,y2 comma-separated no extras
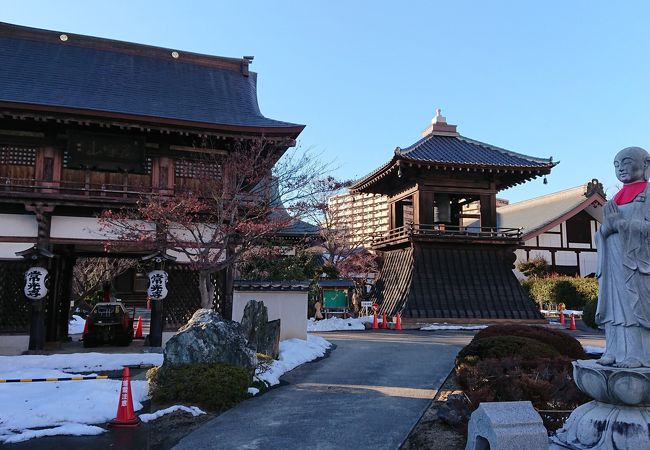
613,181,647,205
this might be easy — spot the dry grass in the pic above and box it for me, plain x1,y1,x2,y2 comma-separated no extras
401,372,466,450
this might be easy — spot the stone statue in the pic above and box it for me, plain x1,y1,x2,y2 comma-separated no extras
551,147,650,449
595,146,650,368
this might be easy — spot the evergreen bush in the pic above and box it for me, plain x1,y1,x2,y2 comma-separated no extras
582,298,598,329
147,363,250,411
456,336,559,365
521,276,598,309
473,324,586,359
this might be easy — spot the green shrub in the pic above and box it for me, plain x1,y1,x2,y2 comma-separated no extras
456,336,559,365
521,276,598,309
147,363,250,411
582,298,598,329
517,256,549,278
473,324,586,360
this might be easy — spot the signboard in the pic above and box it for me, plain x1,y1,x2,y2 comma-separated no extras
323,289,348,308
360,301,373,308
371,303,379,312
147,270,169,300
24,267,48,300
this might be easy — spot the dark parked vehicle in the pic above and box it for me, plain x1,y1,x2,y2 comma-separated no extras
82,302,134,347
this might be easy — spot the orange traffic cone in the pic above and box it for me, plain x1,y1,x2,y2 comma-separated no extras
372,312,378,330
134,316,143,339
381,312,388,329
395,313,402,331
559,308,565,325
108,367,140,427
568,313,577,331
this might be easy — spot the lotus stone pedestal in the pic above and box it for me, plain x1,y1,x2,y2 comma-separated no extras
551,360,650,449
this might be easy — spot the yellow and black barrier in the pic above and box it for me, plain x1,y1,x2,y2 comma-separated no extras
0,375,110,383
0,364,156,383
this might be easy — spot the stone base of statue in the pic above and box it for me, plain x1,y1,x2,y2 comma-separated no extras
550,360,650,449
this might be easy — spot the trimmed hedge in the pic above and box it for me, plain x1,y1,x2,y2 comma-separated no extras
454,325,590,432
473,324,586,359
147,363,250,411
456,336,560,365
582,298,598,329
521,276,598,309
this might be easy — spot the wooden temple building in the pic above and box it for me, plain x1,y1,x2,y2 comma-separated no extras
0,22,304,341
350,110,556,321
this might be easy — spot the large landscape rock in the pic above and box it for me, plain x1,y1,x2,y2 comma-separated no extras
164,309,257,373
240,300,281,359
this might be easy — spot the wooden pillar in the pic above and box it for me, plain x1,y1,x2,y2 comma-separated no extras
415,190,434,226
57,251,76,341
480,194,497,229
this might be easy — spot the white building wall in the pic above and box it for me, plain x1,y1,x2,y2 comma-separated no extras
232,291,307,340
0,214,38,237
579,252,598,277
538,233,561,247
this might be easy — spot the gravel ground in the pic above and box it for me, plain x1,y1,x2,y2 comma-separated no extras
401,372,466,450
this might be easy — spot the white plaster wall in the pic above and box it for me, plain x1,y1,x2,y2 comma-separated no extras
579,252,598,277
528,249,552,263
232,291,307,341
555,251,578,266
0,243,34,260
0,214,38,237
538,233,561,247
568,243,591,249
50,216,154,240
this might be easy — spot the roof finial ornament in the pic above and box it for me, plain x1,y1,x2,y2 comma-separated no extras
432,108,447,125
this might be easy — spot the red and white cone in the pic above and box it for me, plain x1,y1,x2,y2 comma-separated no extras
568,313,577,331
134,316,143,339
395,313,402,331
381,312,388,329
559,309,565,325
372,313,378,330
108,367,140,427
81,317,89,339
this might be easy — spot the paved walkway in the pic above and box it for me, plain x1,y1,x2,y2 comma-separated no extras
174,330,473,450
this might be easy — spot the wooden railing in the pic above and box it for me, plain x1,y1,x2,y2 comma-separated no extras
373,223,522,245
0,176,266,204
0,176,160,199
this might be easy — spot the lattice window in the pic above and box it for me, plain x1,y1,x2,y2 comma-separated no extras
0,146,36,166
174,159,221,179
0,261,31,333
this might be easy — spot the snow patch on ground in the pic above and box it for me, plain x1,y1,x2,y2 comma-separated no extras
0,352,163,377
139,405,205,423
248,387,260,396
1,423,106,444
307,317,365,332
584,345,605,354
0,352,157,443
68,315,86,334
420,323,488,331
541,309,583,316
0,375,148,443
256,335,331,387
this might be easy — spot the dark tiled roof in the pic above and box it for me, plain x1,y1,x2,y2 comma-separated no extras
0,22,303,132
233,280,311,292
374,245,543,320
275,218,319,236
399,134,552,168
316,279,355,288
351,132,554,192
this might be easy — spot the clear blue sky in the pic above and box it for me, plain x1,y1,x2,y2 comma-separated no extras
4,1,650,202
